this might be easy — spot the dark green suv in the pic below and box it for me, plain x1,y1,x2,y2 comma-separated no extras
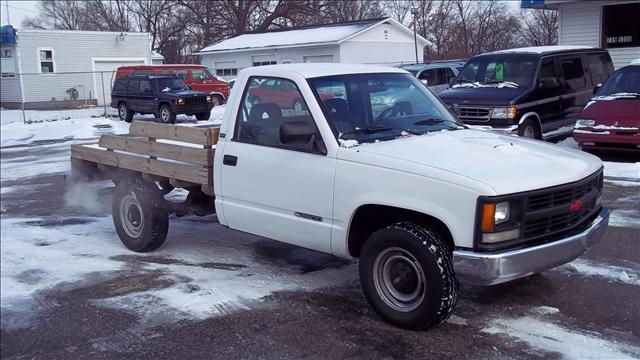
111,75,214,123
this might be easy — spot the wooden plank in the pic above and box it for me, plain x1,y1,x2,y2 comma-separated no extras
71,145,210,185
99,134,213,167
129,121,220,146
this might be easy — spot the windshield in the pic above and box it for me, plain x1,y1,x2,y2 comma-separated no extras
596,66,640,97
454,55,537,88
308,73,464,145
158,77,189,92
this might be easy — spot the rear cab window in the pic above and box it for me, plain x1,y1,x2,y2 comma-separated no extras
113,78,127,93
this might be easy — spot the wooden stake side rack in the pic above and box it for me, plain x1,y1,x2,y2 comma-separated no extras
71,121,220,196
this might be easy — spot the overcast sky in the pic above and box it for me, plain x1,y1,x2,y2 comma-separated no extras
1,0,523,29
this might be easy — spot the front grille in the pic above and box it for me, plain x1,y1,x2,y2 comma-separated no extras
184,95,207,105
459,107,491,121
522,170,603,242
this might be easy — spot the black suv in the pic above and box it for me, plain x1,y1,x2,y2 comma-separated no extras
111,75,214,123
438,46,614,139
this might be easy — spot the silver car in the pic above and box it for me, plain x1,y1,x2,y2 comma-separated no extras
399,62,465,94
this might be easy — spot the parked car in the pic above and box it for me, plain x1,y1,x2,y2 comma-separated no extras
115,65,229,106
438,46,614,139
400,63,463,94
248,77,333,110
77,64,609,330
111,75,214,124
573,64,640,152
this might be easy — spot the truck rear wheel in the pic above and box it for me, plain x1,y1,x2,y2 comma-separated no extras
118,103,133,123
359,222,458,329
112,178,169,252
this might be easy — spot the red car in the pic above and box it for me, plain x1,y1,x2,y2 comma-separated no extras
115,65,229,105
573,64,640,152
248,78,333,110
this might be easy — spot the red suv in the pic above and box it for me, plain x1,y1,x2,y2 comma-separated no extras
573,64,640,152
115,65,229,105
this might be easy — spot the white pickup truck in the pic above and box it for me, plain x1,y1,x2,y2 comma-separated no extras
71,64,609,330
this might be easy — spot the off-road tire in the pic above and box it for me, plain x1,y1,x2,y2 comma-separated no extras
359,222,458,329
112,178,169,252
518,119,541,139
158,104,176,124
195,111,211,121
118,103,133,123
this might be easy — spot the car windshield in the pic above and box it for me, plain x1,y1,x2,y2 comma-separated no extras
454,55,537,88
596,66,640,97
308,73,464,146
158,77,189,92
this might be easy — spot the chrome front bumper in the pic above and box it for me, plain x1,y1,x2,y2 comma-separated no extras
453,207,610,286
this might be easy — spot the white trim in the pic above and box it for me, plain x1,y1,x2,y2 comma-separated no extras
197,42,338,55
19,29,150,36
17,41,26,103
91,57,148,106
36,47,56,74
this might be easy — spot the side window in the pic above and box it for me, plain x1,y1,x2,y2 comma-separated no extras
174,70,187,81
38,48,55,73
113,79,127,92
160,69,171,75
139,79,152,94
435,68,454,85
560,57,584,80
127,79,140,94
586,54,609,85
234,76,317,151
539,59,558,79
132,69,154,76
191,69,209,80
418,69,437,85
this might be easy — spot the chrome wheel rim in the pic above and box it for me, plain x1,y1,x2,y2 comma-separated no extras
161,108,170,122
119,106,126,119
373,247,426,312
119,193,143,238
294,101,303,111
522,125,535,139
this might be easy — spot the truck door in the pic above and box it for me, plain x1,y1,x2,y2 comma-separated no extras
217,76,335,253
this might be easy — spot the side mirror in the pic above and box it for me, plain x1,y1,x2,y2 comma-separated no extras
593,83,602,95
538,77,560,89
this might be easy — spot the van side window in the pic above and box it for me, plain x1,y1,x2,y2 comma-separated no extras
127,79,140,94
418,69,436,84
560,57,584,80
132,69,154,76
160,69,171,75
539,59,558,79
234,76,318,152
586,54,609,85
174,70,188,80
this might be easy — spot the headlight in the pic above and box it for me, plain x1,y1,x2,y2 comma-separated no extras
494,201,510,225
177,98,185,105
491,106,517,119
575,119,595,128
479,200,520,244
206,95,212,103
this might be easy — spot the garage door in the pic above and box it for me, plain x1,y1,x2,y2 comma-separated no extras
93,59,145,105
303,55,334,63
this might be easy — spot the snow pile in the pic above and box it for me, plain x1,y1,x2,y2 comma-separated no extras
338,138,360,148
532,306,560,315
559,259,640,286
610,209,640,229
603,161,640,180
482,315,640,360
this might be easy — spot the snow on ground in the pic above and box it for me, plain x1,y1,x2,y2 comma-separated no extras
603,161,640,180
558,258,640,286
482,311,640,360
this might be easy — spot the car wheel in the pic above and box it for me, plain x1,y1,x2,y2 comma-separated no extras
292,98,306,111
159,104,176,124
359,222,458,329
112,177,169,252
195,111,211,121
518,119,540,139
211,95,223,106
118,103,133,123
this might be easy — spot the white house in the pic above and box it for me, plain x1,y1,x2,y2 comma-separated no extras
0,26,155,109
197,17,430,80
522,0,640,69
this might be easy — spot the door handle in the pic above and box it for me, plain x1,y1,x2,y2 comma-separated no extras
223,154,238,166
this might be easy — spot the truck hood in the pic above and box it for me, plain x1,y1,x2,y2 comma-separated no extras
438,87,527,106
343,129,602,195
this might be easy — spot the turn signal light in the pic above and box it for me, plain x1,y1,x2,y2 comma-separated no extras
481,203,496,233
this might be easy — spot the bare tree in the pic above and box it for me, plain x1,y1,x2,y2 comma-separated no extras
518,9,558,46
22,0,84,30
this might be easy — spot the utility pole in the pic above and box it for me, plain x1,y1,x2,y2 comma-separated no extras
411,8,419,64
5,0,10,24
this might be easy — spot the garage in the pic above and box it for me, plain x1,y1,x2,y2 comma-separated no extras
93,58,146,105
303,55,334,63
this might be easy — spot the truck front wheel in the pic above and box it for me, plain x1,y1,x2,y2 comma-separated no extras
359,222,458,329
112,178,169,252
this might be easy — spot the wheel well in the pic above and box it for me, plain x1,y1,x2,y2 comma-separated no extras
347,204,454,257
519,113,542,137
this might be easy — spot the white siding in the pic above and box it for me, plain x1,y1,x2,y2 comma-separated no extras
0,45,22,103
559,2,601,47
16,30,152,103
340,23,424,64
558,1,640,69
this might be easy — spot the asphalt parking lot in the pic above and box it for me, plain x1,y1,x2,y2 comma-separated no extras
1,134,639,360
